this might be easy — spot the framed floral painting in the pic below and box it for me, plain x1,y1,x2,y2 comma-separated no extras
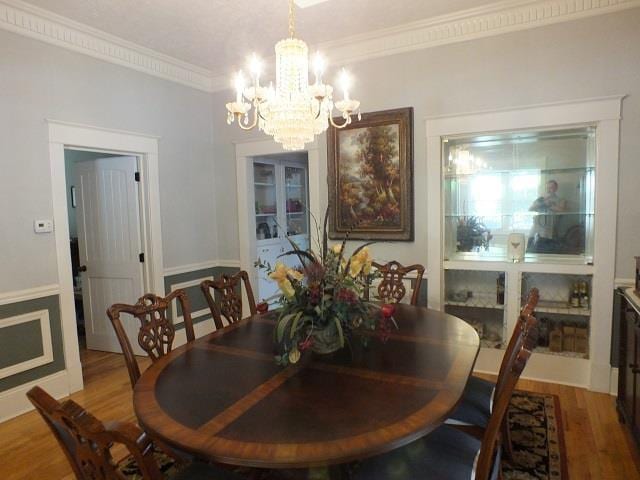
327,107,413,240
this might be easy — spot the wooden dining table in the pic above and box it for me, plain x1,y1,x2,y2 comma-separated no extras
133,303,480,471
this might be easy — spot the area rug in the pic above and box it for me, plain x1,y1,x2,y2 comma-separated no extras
236,390,568,480
502,391,568,480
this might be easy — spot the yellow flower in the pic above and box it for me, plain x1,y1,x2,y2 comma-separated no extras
288,268,304,281
269,262,303,298
279,280,295,298
269,262,289,282
332,244,343,255
349,247,373,277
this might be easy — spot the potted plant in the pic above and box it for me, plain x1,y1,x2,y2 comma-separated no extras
257,213,395,365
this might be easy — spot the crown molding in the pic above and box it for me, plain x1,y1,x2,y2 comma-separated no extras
0,0,214,92
210,0,640,92
1,0,638,94
316,0,640,67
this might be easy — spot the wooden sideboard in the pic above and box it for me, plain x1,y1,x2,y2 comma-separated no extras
617,288,640,446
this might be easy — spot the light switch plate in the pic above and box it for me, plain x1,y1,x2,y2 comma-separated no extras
34,219,54,233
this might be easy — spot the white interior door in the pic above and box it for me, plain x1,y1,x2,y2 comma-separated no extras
74,156,144,353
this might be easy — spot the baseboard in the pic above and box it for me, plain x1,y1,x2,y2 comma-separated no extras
610,367,619,396
590,362,613,393
0,370,69,423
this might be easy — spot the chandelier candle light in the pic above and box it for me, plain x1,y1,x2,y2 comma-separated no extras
226,0,361,151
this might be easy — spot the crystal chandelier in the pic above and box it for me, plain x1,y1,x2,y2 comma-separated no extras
225,0,361,151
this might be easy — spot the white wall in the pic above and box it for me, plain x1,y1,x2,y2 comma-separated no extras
0,30,218,293
212,9,640,280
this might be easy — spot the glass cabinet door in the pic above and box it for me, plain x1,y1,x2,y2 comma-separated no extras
443,127,595,263
284,165,308,238
254,162,279,242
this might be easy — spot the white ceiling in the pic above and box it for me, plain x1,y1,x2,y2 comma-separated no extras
22,0,498,74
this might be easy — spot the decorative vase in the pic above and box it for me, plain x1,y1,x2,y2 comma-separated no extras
311,320,343,355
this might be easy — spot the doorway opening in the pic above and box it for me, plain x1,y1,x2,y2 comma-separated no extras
63,147,151,385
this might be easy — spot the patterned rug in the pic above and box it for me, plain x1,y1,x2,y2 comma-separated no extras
235,390,568,480
503,391,567,480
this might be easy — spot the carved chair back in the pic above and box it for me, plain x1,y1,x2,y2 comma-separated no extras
475,316,539,480
368,261,425,306
107,289,195,389
27,386,163,480
496,288,540,384
200,270,257,330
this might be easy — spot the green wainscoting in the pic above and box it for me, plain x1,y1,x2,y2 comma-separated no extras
163,266,240,329
0,295,64,392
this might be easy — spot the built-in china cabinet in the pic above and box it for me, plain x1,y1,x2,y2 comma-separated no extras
427,97,623,392
252,155,310,302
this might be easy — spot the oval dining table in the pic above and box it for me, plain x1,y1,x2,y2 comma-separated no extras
133,303,480,472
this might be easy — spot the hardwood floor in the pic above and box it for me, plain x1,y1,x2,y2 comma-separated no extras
0,349,639,479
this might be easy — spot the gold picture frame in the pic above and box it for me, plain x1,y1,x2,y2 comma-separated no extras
327,107,413,240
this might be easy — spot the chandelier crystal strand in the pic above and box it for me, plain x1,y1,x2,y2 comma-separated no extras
225,0,360,151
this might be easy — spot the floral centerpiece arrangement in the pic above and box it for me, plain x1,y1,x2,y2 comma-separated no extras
257,215,395,366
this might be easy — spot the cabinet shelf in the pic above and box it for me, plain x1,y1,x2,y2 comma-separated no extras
254,182,276,187
445,300,504,310
444,212,594,217
480,339,504,349
286,184,304,188
532,304,591,316
444,165,595,178
534,347,588,359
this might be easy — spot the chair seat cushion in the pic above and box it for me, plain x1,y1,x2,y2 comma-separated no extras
446,375,495,428
353,425,500,480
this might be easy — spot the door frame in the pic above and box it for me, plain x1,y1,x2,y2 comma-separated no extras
235,138,321,301
48,120,164,393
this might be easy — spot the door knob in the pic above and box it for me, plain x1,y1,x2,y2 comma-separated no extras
78,265,87,272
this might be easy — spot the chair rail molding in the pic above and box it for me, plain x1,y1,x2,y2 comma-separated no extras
163,260,241,277
0,284,59,306
1,0,638,93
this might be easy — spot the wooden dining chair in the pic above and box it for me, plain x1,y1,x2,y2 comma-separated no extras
446,288,540,458
353,317,539,480
107,290,195,389
200,271,257,330
26,386,241,480
367,260,425,306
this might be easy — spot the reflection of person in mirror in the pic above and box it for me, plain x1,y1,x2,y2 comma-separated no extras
527,179,567,253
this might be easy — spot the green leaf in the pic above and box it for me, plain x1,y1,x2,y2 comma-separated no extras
334,317,345,348
289,311,303,340
276,313,295,343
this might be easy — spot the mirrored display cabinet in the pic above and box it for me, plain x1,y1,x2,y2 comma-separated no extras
427,97,622,391
443,127,595,263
